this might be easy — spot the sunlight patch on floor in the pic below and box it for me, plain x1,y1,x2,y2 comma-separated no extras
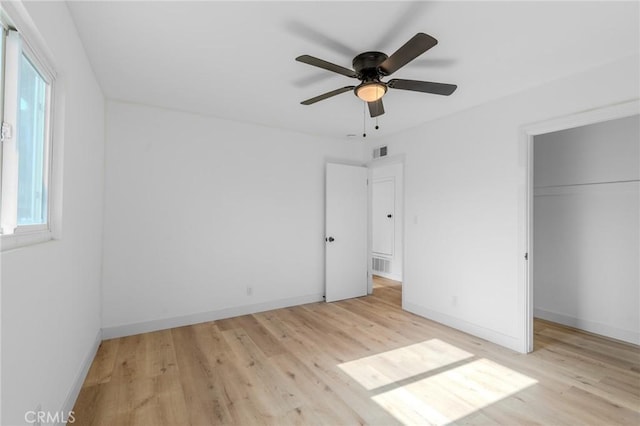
372,358,538,425
338,339,473,390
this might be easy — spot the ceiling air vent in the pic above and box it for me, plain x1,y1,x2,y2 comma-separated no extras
373,145,388,159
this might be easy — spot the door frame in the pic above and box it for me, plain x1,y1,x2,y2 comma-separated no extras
366,154,406,296
519,100,639,353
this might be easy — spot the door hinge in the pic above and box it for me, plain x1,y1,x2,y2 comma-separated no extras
524,253,528,260
1,122,12,142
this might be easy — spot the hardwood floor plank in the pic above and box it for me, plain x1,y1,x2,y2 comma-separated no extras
109,330,178,384
71,383,114,426
171,324,235,425
537,325,640,368
83,339,120,386
227,314,287,358
256,307,400,424
268,353,367,425
72,278,640,425
221,327,304,416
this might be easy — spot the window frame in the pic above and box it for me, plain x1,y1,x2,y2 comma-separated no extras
0,11,57,251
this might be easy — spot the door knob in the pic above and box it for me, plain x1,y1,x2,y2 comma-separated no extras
387,214,393,218
326,236,335,242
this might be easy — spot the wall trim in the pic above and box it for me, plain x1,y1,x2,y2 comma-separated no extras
534,179,639,196
534,308,640,346
366,153,405,168
522,99,640,136
102,293,325,339
404,302,523,353
59,329,102,424
0,1,58,74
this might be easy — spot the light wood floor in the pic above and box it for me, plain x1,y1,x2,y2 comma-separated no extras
73,277,640,425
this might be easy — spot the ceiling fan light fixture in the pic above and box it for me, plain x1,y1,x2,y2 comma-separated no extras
355,82,387,102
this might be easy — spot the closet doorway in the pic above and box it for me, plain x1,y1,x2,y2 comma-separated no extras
522,101,640,352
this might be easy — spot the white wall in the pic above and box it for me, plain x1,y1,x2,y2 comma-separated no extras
533,116,639,187
102,101,363,337
369,55,639,352
533,116,639,344
0,2,104,424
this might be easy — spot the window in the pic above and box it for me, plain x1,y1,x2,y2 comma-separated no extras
0,21,56,249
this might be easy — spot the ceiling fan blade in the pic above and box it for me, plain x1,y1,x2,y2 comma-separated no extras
296,55,357,78
293,71,335,88
379,33,438,76
301,86,355,105
368,99,385,117
286,21,357,58
387,79,457,96
373,2,428,51
409,58,458,68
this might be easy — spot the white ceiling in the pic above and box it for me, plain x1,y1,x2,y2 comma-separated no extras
67,1,639,140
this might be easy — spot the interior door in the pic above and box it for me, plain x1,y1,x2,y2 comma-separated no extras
372,178,395,256
325,163,368,302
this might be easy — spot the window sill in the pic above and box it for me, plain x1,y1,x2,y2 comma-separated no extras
1,229,53,252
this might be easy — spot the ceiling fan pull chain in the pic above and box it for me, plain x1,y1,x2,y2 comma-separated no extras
362,102,367,138
375,117,379,130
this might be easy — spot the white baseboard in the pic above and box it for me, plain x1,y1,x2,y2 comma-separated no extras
59,329,102,425
534,308,640,345
102,293,325,339
404,302,525,353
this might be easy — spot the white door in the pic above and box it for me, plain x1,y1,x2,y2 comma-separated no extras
372,178,395,256
325,163,368,302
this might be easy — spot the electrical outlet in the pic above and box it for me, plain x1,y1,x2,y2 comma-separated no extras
246,286,253,296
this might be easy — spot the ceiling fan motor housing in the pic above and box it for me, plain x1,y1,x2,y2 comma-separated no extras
352,51,388,81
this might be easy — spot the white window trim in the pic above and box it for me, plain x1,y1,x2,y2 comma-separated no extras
0,4,59,252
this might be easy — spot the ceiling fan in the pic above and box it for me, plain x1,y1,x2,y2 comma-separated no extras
296,33,457,117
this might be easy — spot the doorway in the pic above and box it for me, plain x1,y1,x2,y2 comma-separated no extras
372,275,402,308
368,157,404,300
522,101,640,352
